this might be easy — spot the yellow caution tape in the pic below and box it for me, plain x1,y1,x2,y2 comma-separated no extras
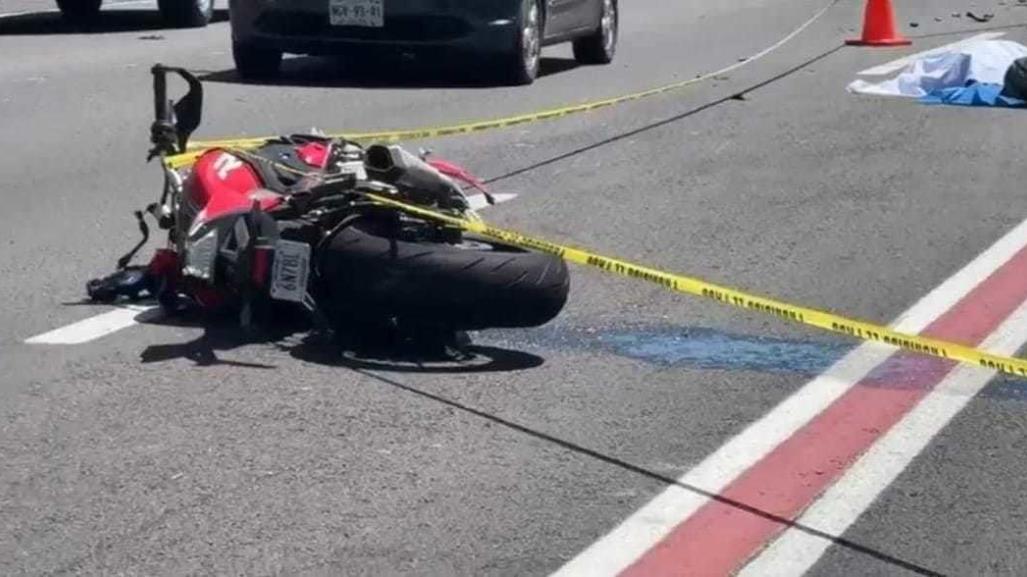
164,1,842,167
365,192,1027,379
162,141,1027,377
165,0,844,168
164,1,842,164
164,78,705,170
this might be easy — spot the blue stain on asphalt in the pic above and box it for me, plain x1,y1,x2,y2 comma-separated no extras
597,328,851,376
983,377,1027,403
596,329,1027,401
489,324,1027,402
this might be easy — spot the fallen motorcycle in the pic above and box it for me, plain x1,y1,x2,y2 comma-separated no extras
88,64,569,352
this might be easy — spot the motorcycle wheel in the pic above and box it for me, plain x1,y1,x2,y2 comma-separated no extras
316,219,570,331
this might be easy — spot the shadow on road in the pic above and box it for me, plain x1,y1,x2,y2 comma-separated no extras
288,334,546,374
199,56,580,90
137,313,292,369
140,331,278,369
133,310,543,374
0,8,228,35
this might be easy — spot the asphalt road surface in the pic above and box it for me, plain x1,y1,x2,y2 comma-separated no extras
3,0,1027,575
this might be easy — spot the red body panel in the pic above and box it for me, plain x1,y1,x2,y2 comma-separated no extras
296,142,330,169
427,157,489,195
189,149,284,224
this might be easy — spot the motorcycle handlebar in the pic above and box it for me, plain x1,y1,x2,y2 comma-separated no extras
153,64,171,126
148,64,204,159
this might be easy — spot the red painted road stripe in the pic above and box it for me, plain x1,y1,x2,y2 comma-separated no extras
621,241,1027,577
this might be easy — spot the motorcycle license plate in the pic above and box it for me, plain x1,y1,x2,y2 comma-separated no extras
329,0,384,27
270,240,311,303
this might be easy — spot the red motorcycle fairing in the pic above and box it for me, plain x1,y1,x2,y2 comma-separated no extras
187,149,285,227
296,142,330,169
426,157,490,196
172,149,292,312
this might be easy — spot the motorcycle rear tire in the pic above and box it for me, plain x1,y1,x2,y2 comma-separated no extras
317,221,569,331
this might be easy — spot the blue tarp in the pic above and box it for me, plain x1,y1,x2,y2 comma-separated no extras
920,82,1026,108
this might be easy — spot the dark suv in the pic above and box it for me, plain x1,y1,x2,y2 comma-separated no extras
229,0,618,85
55,0,214,27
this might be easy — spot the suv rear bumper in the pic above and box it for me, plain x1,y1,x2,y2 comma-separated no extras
230,0,519,56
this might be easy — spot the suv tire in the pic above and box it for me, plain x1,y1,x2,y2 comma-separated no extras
56,0,102,25
233,41,284,81
158,0,214,28
573,0,617,65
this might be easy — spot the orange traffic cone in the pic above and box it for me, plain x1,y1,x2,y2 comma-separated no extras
846,0,911,46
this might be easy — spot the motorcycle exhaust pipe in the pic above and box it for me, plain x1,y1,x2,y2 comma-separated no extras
364,144,394,173
365,145,468,209
365,144,418,178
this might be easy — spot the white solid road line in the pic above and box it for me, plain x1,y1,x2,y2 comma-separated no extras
551,215,1027,577
24,192,516,345
551,348,895,576
737,298,1027,577
858,32,1007,76
25,305,160,345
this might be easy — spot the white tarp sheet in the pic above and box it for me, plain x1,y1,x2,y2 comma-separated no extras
848,40,1027,98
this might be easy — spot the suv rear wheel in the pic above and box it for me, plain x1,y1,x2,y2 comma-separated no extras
233,41,283,81
55,0,101,25
157,0,214,28
573,0,617,64
499,0,543,85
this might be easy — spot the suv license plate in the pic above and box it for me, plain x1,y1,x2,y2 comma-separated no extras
330,0,384,27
